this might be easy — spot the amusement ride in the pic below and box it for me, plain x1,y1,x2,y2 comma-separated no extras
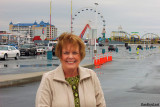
71,7,106,40
110,26,160,44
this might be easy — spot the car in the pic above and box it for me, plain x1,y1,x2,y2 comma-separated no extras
108,45,116,51
36,46,47,54
136,45,143,50
84,42,89,46
126,45,131,50
0,45,20,60
19,44,37,56
99,43,104,47
150,45,153,49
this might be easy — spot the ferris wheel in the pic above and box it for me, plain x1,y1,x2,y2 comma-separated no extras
72,7,106,38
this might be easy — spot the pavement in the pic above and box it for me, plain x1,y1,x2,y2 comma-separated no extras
0,46,97,88
0,64,94,88
0,44,159,88
1,45,159,88
1,45,160,107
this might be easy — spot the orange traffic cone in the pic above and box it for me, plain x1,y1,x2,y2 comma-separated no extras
97,54,100,66
106,53,108,62
110,52,112,61
100,55,103,65
94,54,97,66
103,54,105,64
108,52,110,61
103,54,105,63
104,53,107,63
102,54,104,64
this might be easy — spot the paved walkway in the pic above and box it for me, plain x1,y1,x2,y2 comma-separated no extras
0,64,94,88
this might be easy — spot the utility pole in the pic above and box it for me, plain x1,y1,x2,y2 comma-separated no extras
18,22,20,47
50,0,52,40
71,0,73,33
94,2,98,51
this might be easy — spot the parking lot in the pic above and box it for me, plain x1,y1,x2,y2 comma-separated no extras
0,45,98,75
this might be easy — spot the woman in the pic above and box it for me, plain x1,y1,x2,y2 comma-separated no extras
36,32,106,107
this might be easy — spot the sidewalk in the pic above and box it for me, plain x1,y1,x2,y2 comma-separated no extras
0,64,94,88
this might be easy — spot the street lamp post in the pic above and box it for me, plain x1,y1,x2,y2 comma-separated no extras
143,31,146,48
18,23,20,47
50,0,52,40
28,26,31,44
94,2,98,52
71,0,73,33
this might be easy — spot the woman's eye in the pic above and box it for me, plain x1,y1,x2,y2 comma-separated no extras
73,52,78,55
64,52,69,55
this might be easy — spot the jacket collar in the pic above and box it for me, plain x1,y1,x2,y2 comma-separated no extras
52,64,91,83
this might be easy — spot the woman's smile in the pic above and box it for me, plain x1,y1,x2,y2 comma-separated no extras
66,61,76,64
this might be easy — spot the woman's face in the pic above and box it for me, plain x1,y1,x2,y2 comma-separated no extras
61,44,81,72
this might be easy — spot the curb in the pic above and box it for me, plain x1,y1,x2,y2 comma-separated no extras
0,64,94,88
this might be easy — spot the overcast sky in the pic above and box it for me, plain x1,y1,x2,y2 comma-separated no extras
1,0,160,38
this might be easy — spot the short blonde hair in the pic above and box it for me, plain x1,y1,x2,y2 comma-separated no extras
55,32,86,60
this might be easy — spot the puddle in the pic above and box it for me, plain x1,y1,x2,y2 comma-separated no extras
20,64,59,67
0,64,59,69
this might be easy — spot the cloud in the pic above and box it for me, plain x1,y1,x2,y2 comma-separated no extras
1,0,160,37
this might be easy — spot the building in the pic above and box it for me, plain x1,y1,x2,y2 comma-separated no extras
0,31,17,44
9,21,57,42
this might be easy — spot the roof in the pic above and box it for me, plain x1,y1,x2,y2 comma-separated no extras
33,21,38,25
13,23,33,27
32,36,42,41
9,22,13,25
35,21,53,27
40,21,45,25
11,21,55,27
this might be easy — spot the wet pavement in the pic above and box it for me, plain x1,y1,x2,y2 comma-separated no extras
96,52,160,107
1,45,160,107
0,55,60,75
0,46,96,75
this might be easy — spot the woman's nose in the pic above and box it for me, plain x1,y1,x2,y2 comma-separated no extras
68,53,74,58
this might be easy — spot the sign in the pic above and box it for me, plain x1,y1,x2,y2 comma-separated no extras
89,39,95,45
41,34,45,41
92,29,97,38
2,36,8,39
42,28,44,34
131,32,139,33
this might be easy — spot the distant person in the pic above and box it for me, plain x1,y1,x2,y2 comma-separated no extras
36,32,106,107
52,44,56,56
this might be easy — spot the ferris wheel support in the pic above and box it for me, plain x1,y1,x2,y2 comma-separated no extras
79,24,91,38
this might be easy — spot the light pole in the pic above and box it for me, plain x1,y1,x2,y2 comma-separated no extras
94,2,98,51
18,22,20,47
8,34,10,44
143,31,146,48
28,26,31,44
71,0,73,33
50,0,52,40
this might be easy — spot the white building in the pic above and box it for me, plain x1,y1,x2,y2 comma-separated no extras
9,21,57,42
